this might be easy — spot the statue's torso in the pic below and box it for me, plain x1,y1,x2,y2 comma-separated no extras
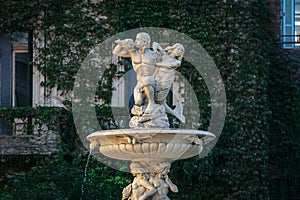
131,49,157,76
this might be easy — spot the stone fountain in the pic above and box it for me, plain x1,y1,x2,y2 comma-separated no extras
87,32,216,200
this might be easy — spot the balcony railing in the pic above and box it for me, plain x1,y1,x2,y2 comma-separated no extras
280,35,300,48
0,107,62,155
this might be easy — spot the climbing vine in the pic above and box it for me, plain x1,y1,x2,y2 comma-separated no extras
1,0,300,199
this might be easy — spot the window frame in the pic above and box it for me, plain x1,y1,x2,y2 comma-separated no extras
12,44,31,107
282,0,300,48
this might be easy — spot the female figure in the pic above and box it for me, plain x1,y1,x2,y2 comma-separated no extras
149,163,178,200
153,43,185,123
122,163,157,200
131,172,156,200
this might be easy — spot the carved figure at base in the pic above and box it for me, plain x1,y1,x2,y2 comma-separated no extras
122,163,157,200
149,163,178,200
122,162,178,200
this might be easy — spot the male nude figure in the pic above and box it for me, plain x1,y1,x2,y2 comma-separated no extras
113,32,158,114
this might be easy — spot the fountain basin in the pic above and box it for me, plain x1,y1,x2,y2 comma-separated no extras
87,128,215,162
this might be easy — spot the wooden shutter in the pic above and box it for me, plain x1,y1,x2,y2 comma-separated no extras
0,35,12,135
0,35,12,107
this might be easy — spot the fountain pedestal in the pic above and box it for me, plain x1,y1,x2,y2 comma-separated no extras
87,129,215,199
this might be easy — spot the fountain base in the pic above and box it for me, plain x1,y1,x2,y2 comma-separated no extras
87,128,215,200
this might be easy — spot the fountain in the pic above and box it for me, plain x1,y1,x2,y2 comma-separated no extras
86,32,216,200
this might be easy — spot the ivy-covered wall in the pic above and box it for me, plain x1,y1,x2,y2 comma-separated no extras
1,0,300,199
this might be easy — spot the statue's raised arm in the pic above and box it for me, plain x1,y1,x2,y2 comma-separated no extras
112,39,136,57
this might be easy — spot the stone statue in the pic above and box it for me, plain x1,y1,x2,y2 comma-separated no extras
122,162,157,200
122,162,178,200
113,32,185,128
149,162,178,200
153,42,185,123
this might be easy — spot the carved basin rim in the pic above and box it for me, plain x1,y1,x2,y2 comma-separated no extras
87,128,216,161
87,128,215,145
87,128,215,138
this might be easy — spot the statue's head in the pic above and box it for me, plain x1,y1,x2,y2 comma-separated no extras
165,43,185,61
130,162,147,175
135,32,151,49
153,162,171,175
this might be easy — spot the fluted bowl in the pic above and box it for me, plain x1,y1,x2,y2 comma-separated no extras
87,128,215,162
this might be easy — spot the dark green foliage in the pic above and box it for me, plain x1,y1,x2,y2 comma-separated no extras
0,107,130,200
0,0,300,199
0,106,60,134
0,153,131,200
268,50,300,199
0,106,78,152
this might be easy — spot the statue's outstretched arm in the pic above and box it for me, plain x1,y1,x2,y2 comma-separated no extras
156,60,181,68
165,176,178,193
112,40,131,57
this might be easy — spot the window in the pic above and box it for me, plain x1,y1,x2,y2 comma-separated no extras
0,33,32,135
0,32,32,107
282,0,300,48
13,47,32,107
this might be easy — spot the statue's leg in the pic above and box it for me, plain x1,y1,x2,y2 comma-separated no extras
134,84,144,106
144,85,155,114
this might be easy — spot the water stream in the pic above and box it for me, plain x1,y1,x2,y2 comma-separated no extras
80,150,92,200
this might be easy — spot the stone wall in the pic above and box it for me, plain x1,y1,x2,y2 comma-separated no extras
0,130,61,155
